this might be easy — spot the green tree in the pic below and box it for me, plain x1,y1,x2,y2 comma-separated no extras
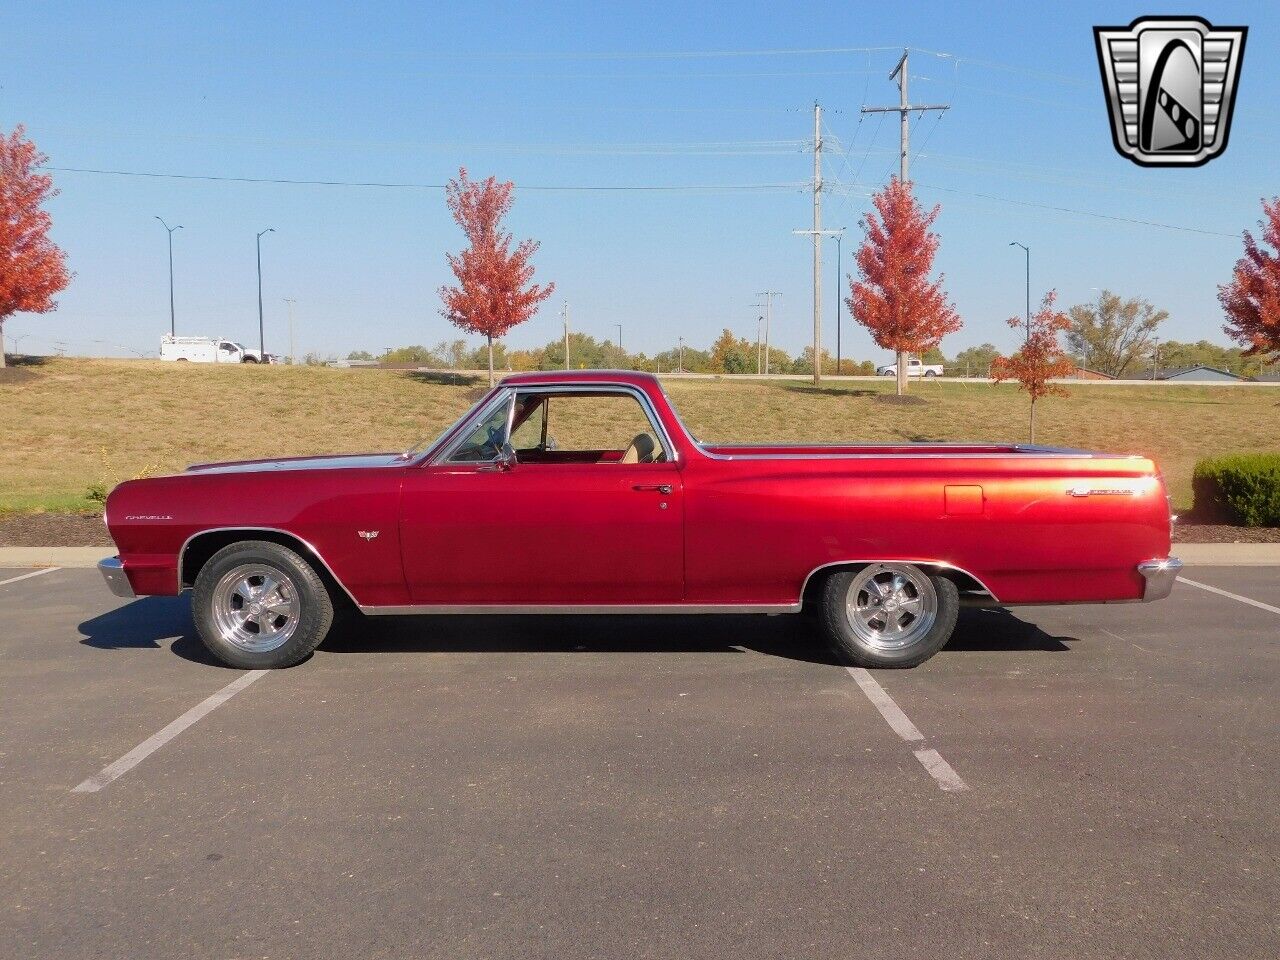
709,329,755,373
1066,291,1168,377
346,350,374,361
950,343,1001,377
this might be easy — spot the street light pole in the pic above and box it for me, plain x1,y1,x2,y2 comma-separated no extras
155,217,182,337
256,228,275,359
283,298,297,364
831,228,846,373
1009,242,1030,343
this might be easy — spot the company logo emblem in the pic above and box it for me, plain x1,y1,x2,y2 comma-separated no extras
1094,16,1246,167
357,530,380,541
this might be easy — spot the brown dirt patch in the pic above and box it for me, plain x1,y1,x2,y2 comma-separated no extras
1172,522,1280,544
0,367,38,385
0,512,114,547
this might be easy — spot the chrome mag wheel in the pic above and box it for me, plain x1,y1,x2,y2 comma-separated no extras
844,564,939,652
210,563,301,653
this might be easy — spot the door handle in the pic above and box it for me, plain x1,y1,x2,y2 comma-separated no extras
633,483,672,495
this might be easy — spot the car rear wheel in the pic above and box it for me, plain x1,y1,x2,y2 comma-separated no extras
192,540,334,668
819,563,958,668
925,370,939,377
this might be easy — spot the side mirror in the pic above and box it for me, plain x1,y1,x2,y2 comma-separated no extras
480,442,517,472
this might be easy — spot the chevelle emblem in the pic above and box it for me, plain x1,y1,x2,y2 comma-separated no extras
358,530,380,540
1068,486,1135,497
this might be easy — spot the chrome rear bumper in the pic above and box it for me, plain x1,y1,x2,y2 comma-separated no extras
1137,557,1182,601
98,556,136,598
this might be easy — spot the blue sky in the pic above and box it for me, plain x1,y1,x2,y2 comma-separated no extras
1,1,1273,363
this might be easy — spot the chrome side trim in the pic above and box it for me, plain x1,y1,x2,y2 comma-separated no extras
797,559,1000,603
359,602,799,616
1137,556,1183,601
176,526,362,607
98,556,136,598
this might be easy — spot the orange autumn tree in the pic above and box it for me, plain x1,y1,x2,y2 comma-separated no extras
991,290,1075,443
848,177,961,395
438,168,554,386
1218,196,1280,358
0,125,71,368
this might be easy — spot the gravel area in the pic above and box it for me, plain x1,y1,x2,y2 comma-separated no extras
1,512,1276,548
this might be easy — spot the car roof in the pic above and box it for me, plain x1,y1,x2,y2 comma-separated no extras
498,369,660,389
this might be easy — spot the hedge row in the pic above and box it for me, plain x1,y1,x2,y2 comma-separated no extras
1191,453,1280,527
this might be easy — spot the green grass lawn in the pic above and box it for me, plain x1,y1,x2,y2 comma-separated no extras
2,357,1277,513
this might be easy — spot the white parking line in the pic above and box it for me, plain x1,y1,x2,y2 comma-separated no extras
1177,576,1280,617
846,666,970,793
0,567,61,587
72,670,268,794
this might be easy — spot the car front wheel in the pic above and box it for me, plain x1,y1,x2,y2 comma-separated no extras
819,563,958,668
192,540,334,668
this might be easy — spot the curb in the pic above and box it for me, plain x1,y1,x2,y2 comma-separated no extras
0,547,111,568
2,543,1279,571
1174,543,1280,566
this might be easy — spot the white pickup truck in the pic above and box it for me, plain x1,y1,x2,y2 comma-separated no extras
160,336,276,364
876,357,943,378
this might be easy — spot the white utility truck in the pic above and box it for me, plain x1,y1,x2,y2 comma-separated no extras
159,336,273,363
876,356,944,378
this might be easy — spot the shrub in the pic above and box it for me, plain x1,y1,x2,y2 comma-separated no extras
1192,453,1280,526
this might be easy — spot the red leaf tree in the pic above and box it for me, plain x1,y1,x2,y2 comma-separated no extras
847,177,961,395
1218,197,1280,358
990,290,1075,443
0,125,71,368
438,168,554,385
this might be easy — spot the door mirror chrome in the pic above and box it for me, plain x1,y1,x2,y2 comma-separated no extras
480,442,517,472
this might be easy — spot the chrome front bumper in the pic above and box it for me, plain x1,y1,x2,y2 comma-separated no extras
98,556,136,598
1137,556,1182,601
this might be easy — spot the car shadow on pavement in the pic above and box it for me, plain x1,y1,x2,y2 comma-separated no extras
76,600,1076,668
944,608,1076,653
78,597,225,667
319,612,845,667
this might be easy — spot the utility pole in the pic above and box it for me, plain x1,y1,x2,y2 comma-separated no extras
755,291,780,376
561,302,570,370
862,49,949,394
283,298,297,364
678,335,685,373
812,102,822,385
614,323,623,354
756,315,764,374
155,217,182,337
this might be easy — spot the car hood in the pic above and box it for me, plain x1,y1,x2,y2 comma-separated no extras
184,452,405,475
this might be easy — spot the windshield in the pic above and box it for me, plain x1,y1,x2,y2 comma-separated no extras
398,404,478,461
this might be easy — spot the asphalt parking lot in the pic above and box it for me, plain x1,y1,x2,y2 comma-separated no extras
2,565,1278,959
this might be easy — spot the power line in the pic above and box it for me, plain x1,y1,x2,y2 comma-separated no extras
41,166,808,193
401,45,907,62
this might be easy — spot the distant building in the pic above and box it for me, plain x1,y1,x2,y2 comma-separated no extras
1137,365,1244,382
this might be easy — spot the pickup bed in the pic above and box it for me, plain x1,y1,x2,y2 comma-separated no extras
101,371,1179,669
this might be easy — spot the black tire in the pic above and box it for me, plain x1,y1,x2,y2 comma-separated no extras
192,540,334,668
175,357,189,362
925,370,939,378
818,564,959,669
241,356,259,363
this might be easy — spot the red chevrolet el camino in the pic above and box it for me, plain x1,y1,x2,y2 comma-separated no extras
100,371,1180,670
